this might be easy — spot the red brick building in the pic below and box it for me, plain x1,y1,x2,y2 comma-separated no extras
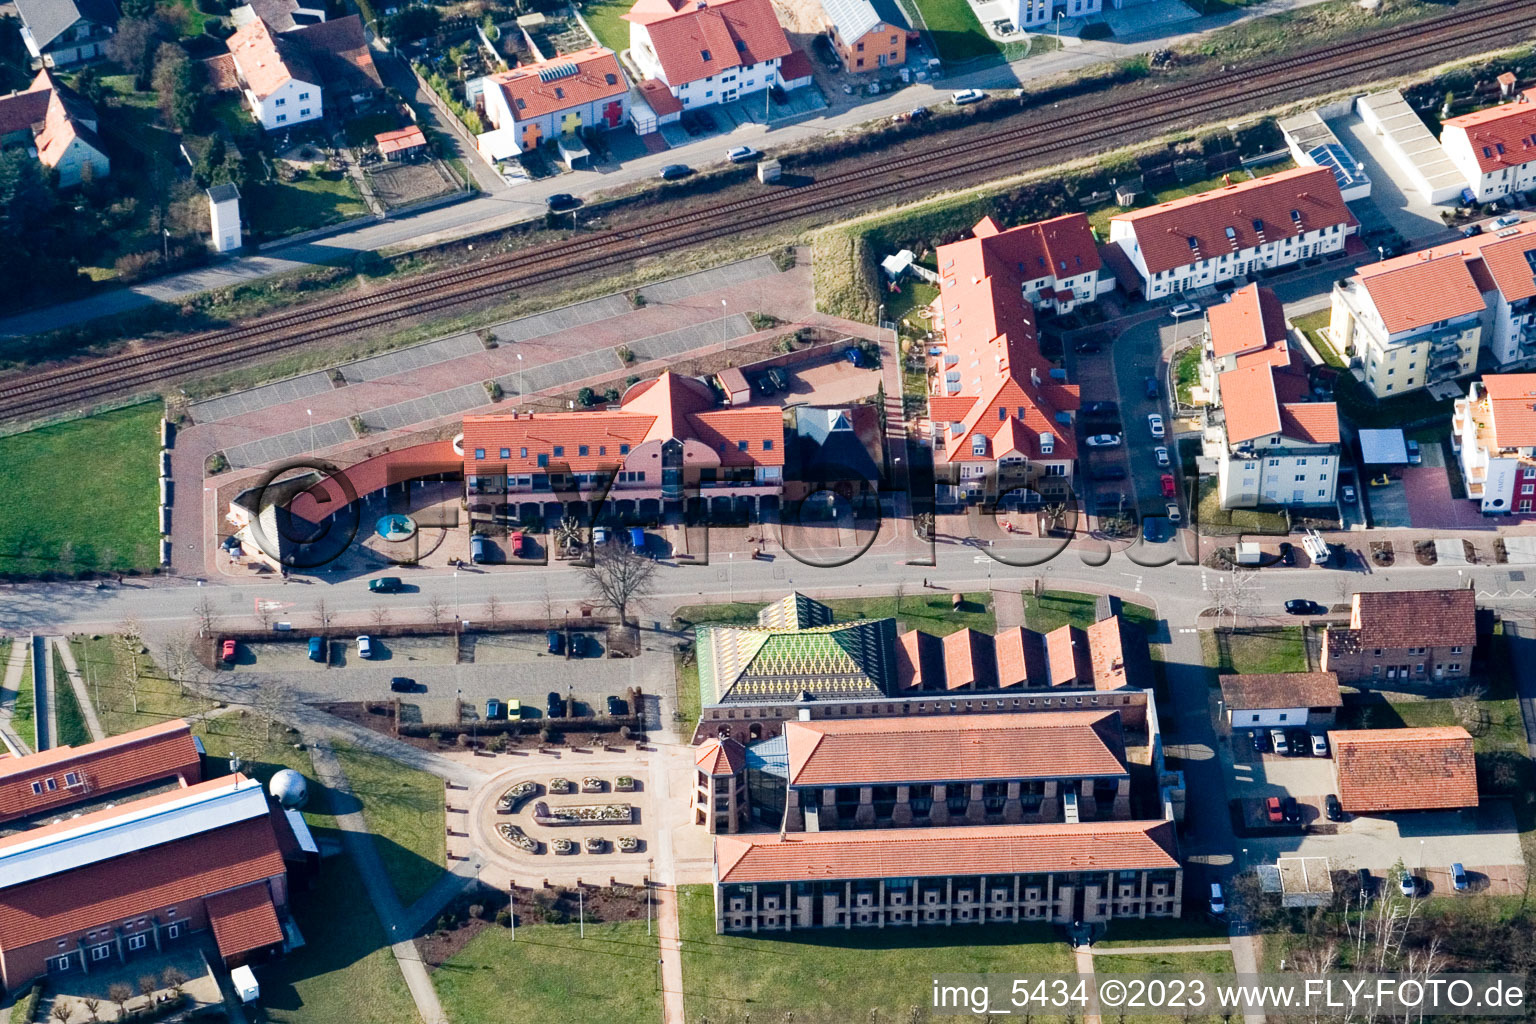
1321,589,1476,686
0,720,203,825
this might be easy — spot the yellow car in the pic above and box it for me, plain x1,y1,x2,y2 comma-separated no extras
1368,473,1391,487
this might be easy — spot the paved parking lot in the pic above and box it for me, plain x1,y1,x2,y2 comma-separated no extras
1363,476,1411,528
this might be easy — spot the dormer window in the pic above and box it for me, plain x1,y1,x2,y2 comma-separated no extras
1252,218,1263,231
606,73,617,85
971,434,987,456
1186,236,1198,251
1290,209,1302,220
1224,226,1236,240
515,97,526,110
1040,431,1054,454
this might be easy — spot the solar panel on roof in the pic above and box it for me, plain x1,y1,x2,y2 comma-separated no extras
1305,143,1367,191
537,62,579,82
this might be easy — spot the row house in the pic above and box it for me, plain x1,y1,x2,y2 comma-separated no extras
1453,373,1536,513
0,721,202,826
1108,166,1356,300
14,0,116,68
927,215,1099,506
1320,588,1476,686
1200,285,1340,508
1439,89,1536,204
461,372,785,522
625,0,792,113
469,47,630,162
819,0,906,72
774,711,1132,832
712,820,1181,932
1328,221,1536,398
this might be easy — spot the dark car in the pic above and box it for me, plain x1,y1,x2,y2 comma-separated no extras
368,576,404,593
1284,599,1324,615
753,373,778,396
545,192,580,211
570,634,595,658
390,677,416,693
1073,339,1102,354
1281,796,1302,823
1279,542,1295,566
1081,401,1119,416
1462,222,1483,238
606,695,628,716
1144,377,1159,400
1252,729,1272,753
547,630,563,655
1142,518,1163,543
1090,465,1127,482
1326,794,1344,822
1288,729,1312,756
844,346,864,367
547,691,564,718
658,164,692,181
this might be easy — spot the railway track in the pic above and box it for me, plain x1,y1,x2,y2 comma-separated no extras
3,0,1533,425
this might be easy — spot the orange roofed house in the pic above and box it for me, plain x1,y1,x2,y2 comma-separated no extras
1327,726,1478,815
461,371,784,522
624,0,792,112
222,14,379,131
819,0,906,73
927,214,1104,507
1454,372,1536,514
468,47,630,163
1197,284,1340,508
1320,588,1476,686
1108,166,1356,300
0,70,109,188
0,724,313,994
1439,89,1536,203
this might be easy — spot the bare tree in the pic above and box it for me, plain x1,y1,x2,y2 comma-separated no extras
50,1001,72,1024
483,593,502,624
162,636,195,697
194,594,217,636
254,678,293,744
83,997,100,1022
161,967,188,995
427,594,446,627
114,620,144,714
137,975,157,1000
580,544,658,625
107,984,133,1019
314,598,332,632
255,599,274,630
369,606,390,631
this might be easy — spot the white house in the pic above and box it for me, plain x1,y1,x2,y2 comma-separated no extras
1439,89,1536,204
1219,672,1342,731
468,46,629,162
14,0,116,68
1013,0,1100,32
624,0,791,112
1108,166,1356,300
0,71,109,187
227,18,322,131
1452,374,1536,514
1201,285,1340,509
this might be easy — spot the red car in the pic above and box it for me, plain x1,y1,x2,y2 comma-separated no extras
220,639,237,663
1160,473,1176,498
1265,796,1283,823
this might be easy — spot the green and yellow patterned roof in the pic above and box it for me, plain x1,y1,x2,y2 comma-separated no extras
697,618,897,706
756,591,834,629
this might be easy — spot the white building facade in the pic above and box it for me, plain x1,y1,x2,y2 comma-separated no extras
1452,375,1536,514
1440,91,1536,203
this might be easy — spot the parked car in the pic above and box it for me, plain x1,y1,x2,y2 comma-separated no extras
1147,413,1165,439
1085,434,1122,448
545,192,580,211
725,145,760,163
389,676,415,692
1144,377,1160,399
1265,796,1284,823
546,630,563,655
1091,465,1127,481
1279,542,1295,566
951,88,985,105
220,639,237,664
1451,862,1468,891
369,577,404,593
1142,517,1164,543
606,695,629,716
1310,732,1329,757
547,691,564,718
1368,472,1391,486
1073,339,1102,354
1170,301,1201,319
1285,599,1324,615
1341,484,1357,504
1270,729,1290,755
509,530,525,558
658,164,692,181
1494,213,1521,228
1400,872,1417,897
1154,446,1170,468
1406,439,1421,465
1281,796,1302,824
766,367,790,391
1165,501,1182,524
1161,473,1177,498
1326,793,1344,822
1082,401,1119,416
1289,729,1312,755
909,106,931,121
753,373,778,395
470,533,487,564
1462,223,1483,237
570,633,596,658
1253,729,1272,753
356,636,374,659
1208,882,1225,915
308,636,325,662
486,698,505,720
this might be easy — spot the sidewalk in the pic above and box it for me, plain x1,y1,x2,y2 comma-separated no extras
0,640,27,755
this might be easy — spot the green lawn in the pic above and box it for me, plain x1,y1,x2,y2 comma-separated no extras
1211,627,1308,675
0,404,161,576
1092,949,1235,973
158,0,215,36
52,647,91,748
1290,308,1345,369
1174,344,1202,407
678,883,1073,1020
69,636,210,737
1024,590,1157,634
887,280,938,336
11,648,34,752
674,651,701,737
578,0,633,51
910,0,1001,63
1094,915,1231,948
1195,477,1291,536
333,742,446,907
245,173,369,240
435,920,661,1024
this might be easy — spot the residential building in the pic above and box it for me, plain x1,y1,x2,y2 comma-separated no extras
0,70,109,187
230,0,327,31
1108,166,1356,300
469,47,630,162
1439,90,1536,203
624,0,792,112
1320,589,1476,686
0,720,203,826
819,0,906,72
1453,373,1536,513
1328,727,1478,814
1472,224,1536,367
223,14,380,131
1218,672,1342,731
0,765,309,993
784,405,884,501
712,820,1181,932
14,0,117,68
692,737,748,833
1198,285,1340,508
927,215,1099,506
1014,0,1101,31
461,371,785,522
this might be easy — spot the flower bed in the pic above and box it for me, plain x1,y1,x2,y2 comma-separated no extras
532,802,633,826
617,835,640,852
496,781,538,814
581,776,606,793
614,776,636,792
548,778,575,794
552,838,576,855
496,823,540,854
584,836,607,853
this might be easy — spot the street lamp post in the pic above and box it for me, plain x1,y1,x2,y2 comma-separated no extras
516,352,524,401
307,409,314,453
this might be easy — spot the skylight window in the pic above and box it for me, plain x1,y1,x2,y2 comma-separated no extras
1225,226,1237,240
1186,236,1199,251
701,49,712,61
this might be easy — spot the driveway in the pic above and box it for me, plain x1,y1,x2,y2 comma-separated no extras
1363,476,1411,528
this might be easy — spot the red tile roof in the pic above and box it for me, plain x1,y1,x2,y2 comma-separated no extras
0,816,285,950
203,52,242,92
638,77,683,116
1481,373,1536,447
1278,402,1339,444
488,47,626,123
1207,284,1286,360
375,125,426,154
1219,671,1342,710
1477,229,1536,304
625,0,791,87
228,17,316,98
1349,588,1475,649
941,628,997,690
715,819,1180,883
1113,167,1353,277
778,46,812,82
0,720,202,824
969,213,1101,283
289,441,461,523
0,80,49,137
894,617,1148,692
695,737,746,774
1354,250,1487,335
1442,90,1536,174
1328,727,1477,813
782,711,1125,787
205,882,286,960
1218,364,1281,443
289,15,382,93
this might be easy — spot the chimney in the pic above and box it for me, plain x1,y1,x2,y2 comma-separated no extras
1222,173,1232,186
